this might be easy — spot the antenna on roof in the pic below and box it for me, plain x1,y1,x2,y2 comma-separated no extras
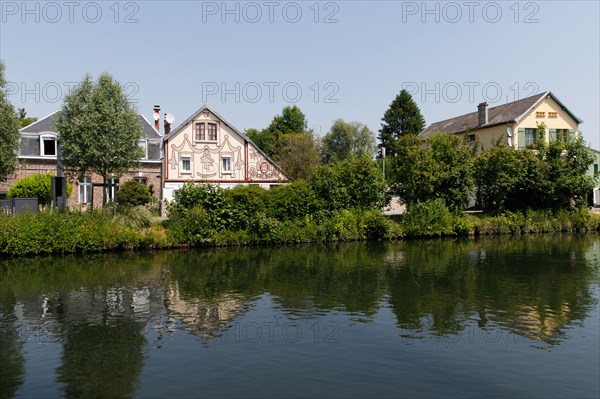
164,113,175,136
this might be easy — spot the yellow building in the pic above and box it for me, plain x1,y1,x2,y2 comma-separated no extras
419,91,582,151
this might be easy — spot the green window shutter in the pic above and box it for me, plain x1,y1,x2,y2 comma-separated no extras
518,128,525,148
568,129,576,141
549,129,557,142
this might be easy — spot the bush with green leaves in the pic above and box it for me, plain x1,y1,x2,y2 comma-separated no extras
7,173,72,206
402,199,455,237
115,180,152,207
266,181,321,222
391,133,475,212
475,137,595,212
311,155,387,212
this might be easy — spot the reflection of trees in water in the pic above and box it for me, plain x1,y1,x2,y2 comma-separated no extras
0,234,598,397
0,253,168,399
167,243,388,322
0,291,25,399
385,235,599,346
56,319,146,399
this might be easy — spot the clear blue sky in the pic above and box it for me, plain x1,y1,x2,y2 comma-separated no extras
1,0,599,149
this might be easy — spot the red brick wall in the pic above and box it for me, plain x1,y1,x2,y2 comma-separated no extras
4,158,161,209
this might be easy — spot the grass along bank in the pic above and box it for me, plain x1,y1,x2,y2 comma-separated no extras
1,200,599,257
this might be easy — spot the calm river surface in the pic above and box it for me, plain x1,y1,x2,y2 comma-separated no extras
1,235,599,398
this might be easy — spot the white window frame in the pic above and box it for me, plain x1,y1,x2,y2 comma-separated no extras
138,140,148,160
107,177,119,201
221,155,232,174
40,133,57,157
79,177,92,204
181,155,192,174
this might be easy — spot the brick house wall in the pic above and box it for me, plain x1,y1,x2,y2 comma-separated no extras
5,159,161,209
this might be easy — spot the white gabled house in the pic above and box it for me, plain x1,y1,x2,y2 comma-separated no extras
162,105,288,202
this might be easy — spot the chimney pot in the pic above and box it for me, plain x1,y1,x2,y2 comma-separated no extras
153,105,161,133
164,113,171,136
478,102,488,126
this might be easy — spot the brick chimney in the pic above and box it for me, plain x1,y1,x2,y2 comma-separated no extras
164,113,171,136
478,102,488,126
153,105,161,132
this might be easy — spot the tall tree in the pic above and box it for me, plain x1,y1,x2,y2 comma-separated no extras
379,89,425,157
275,133,321,181
391,133,475,212
17,108,37,129
0,61,21,181
247,106,308,158
55,73,143,206
246,106,320,180
321,119,375,163
266,105,307,135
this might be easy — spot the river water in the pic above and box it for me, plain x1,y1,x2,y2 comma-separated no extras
1,235,599,398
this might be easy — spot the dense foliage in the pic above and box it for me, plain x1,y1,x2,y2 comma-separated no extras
0,61,21,181
311,155,387,211
246,106,320,181
475,135,596,212
165,158,392,247
7,174,72,206
391,133,475,212
55,73,143,205
378,89,425,157
116,180,152,207
321,119,376,163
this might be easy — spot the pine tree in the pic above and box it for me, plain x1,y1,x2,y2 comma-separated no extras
378,90,425,157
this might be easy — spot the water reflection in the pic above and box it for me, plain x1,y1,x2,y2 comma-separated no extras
0,291,25,399
0,235,598,397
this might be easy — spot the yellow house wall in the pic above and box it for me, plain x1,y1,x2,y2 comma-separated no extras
514,96,579,145
457,124,512,151
453,96,580,151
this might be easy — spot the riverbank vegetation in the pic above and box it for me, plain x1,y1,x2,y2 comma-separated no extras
1,93,598,257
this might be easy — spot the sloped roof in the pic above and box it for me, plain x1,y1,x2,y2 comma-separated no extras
20,111,161,140
419,91,583,139
164,104,287,178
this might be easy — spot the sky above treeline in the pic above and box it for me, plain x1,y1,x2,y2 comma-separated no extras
1,1,599,149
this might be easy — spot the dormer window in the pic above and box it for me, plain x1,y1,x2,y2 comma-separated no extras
40,134,57,157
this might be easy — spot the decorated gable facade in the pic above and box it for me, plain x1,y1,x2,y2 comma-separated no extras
163,105,288,201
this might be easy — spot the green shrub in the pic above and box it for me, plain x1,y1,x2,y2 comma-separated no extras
266,181,320,222
7,173,72,206
111,206,152,229
402,199,455,237
116,180,151,207
363,210,390,240
249,212,282,242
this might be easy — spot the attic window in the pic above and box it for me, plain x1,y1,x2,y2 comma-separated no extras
536,112,545,117
548,112,558,117
466,134,476,142
40,134,57,157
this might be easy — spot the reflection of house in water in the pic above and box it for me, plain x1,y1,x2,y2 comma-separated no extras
478,304,575,348
162,281,248,339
